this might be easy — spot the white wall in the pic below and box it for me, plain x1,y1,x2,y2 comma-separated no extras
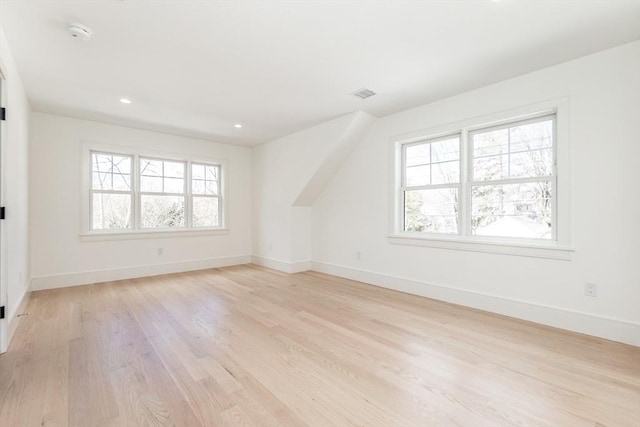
0,25,31,349
311,41,640,346
30,113,252,289
252,112,367,272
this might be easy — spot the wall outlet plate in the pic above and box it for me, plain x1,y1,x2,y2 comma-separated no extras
584,282,598,297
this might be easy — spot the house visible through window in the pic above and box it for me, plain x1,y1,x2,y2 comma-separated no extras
89,150,223,232
400,114,556,241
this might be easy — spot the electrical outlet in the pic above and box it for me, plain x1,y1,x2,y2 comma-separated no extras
356,251,361,260
268,244,273,252
157,248,164,256
584,282,598,297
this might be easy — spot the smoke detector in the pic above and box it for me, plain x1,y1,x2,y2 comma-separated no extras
68,23,92,41
352,87,376,99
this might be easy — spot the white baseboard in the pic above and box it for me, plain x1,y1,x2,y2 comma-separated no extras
311,261,640,347
7,286,31,348
30,255,252,291
251,255,311,274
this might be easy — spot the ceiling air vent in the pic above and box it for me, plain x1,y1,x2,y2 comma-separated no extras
352,88,376,99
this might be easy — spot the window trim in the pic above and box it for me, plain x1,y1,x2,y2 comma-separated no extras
389,98,573,260
81,142,228,238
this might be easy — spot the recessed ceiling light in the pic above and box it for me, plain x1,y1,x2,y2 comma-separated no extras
234,124,242,128
120,98,132,104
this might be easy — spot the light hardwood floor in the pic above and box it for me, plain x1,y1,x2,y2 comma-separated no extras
0,265,638,426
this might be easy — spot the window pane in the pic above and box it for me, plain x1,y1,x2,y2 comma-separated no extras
404,188,458,234
205,165,218,181
192,164,219,196
164,161,185,178
92,193,131,230
405,144,429,167
140,176,163,192
112,155,131,174
432,160,459,185
141,195,185,228
192,164,205,179
91,153,131,190
92,153,131,174
473,129,508,157
112,174,131,191
140,159,186,194
471,182,552,239
164,177,184,193
510,119,553,153
473,118,554,182
193,197,219,227
404,136,459,187
406,165,430,187
510,149,553,178
92,172,110,190
140,159,162,177
431,137,459,163
192,179,205,195
204,180,218,196
92,153,113,173
473,155,508,181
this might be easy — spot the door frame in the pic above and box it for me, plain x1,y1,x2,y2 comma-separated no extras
0,62,7,353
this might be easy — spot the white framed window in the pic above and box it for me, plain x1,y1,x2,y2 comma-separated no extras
391,99,572,259
469,115,555,240
139,157,187,229
402,134,461,234
191,163,222,228
83,145,226,237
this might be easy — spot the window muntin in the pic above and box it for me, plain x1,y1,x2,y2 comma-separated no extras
398,113,556,242
88,150,223,233
90,152,133,230
402,134,461,234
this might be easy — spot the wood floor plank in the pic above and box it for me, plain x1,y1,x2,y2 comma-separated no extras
0,265,638,426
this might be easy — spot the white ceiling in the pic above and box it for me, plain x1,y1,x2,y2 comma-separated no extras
1,1,639,146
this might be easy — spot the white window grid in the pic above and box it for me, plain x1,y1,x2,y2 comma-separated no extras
191,162,222,228
89,150,223,232
139,157,187,229
468,114,557,240
89,151,134,230
398,112,557,241
401,133,462,234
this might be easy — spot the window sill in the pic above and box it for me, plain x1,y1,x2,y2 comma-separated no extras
388,234,574,260
79,228,229,242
